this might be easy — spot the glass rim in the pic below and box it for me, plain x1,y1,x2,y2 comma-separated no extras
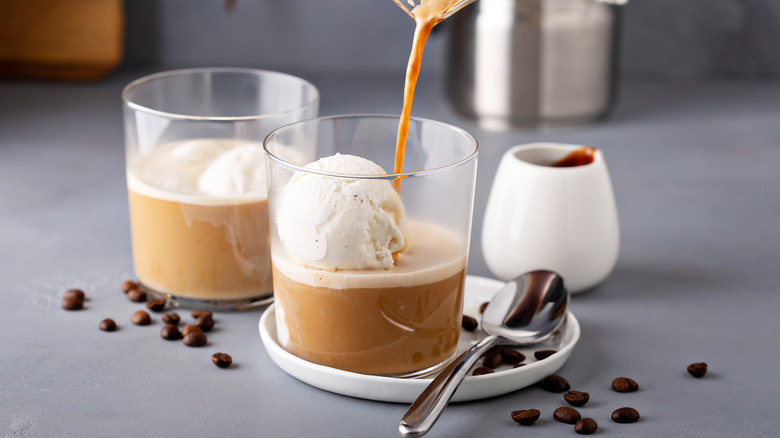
121,67,320,121
263,114,479,180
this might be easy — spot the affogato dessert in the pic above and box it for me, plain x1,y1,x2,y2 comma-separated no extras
271,154,467,375
127,139,272,302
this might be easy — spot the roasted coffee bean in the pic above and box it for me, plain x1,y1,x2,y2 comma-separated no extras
160,324,181,340
564,390,590,407
612,377,639,392
574,418,598,435
461,315,478,332
534,349,556,360
145,298,166,312
212,352,233,368
510,409,540,426
479,302,489,314
195,315,215,332
484,345,501,357
191,310,212,319
127,288,147,303
612,407,640,423
161,313,180,325
483,351,504,369
64,289,85,301
687,362,708,378
513,363,526,368
131,310,151,325
183,332,207,347
181,324,203,337
472,366,494,376
120,280,137,293
542,374,571,393
99,319,117,332
61,297,83,310
499,348,525,365
553,406,581,424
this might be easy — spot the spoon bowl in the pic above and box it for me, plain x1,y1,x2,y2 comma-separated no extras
482,271,568,344
399,270,569,437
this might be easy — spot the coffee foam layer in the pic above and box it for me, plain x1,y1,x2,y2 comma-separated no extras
272,220,467,289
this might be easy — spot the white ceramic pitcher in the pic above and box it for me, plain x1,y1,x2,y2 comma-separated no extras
482,143,619,293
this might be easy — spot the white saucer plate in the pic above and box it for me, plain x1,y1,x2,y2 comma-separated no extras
259,275,580,403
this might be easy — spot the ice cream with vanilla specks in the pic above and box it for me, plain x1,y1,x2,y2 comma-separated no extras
276,153,409,270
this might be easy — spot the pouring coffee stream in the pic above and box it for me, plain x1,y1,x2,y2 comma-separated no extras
391,0,475,192
399,270,570,437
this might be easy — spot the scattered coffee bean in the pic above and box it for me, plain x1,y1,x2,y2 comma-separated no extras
212,352,233,368
131,310,151,325
553,406,581,424
510,409,540,426
161,313,180,325
61,297,84,310
191,310,212,319
195,315,214,332
181,324,203,337
484,345,501,357
563,390,590,407
479,302,489,314
145,298,166,312
499,348,525,365
64,289,85,301
99,319,117,332
461,315,478,332
484,351,503,369
160,324,181,340
513,363,526,368
183,332,207,347
612,407,640,423
687,362,708,378
574,418,598,435
472,366,494,376
120,280,137,293
612,377,639,392
534,349,556,360
542,374,571,393
127,288,147,303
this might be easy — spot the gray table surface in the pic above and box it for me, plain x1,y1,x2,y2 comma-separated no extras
1,71,779,437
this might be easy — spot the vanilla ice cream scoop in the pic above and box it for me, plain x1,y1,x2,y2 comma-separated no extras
198,143,267,198
276,153,409,270
130,139,267,199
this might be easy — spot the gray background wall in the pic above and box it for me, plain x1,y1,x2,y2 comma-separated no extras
121,0,780,79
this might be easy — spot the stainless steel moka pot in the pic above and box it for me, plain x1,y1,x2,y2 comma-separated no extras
445,0,627,130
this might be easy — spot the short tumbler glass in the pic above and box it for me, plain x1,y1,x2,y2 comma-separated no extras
264,115,478,375
122,68,319,310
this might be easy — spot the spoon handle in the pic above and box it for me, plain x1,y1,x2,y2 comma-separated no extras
399,334,501,437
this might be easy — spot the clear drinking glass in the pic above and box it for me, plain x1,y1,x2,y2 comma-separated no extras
122,68,319,310
264,115,478,376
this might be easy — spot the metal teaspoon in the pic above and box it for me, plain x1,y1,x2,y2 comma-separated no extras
399,270,570,437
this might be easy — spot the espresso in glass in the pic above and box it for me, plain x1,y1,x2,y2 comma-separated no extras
272,221,467,375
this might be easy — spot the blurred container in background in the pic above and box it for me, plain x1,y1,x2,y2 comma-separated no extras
446,0,626,130
0,0,123,81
